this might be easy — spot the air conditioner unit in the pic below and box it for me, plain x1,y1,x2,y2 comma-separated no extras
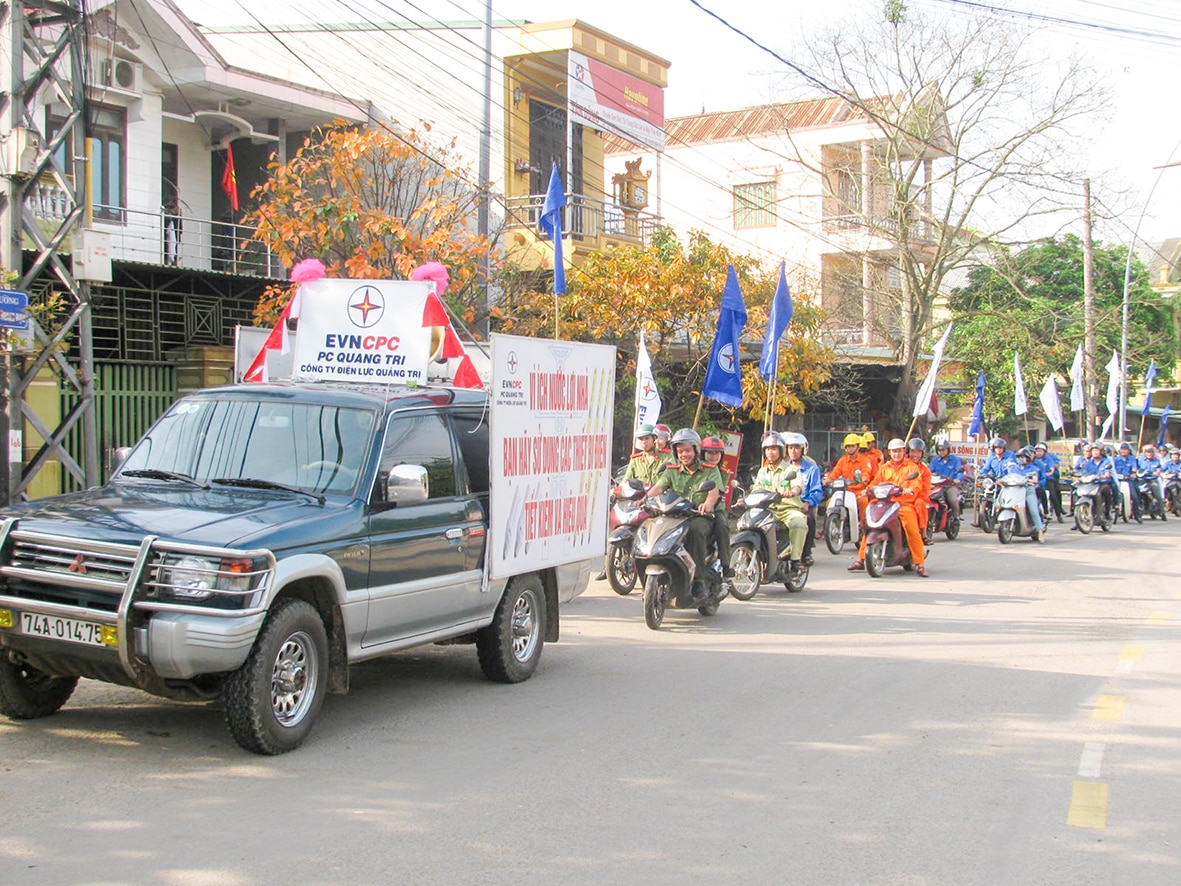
100,58,142,93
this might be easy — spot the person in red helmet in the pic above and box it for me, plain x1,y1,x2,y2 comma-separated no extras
653,424,673,461
701,435,734,580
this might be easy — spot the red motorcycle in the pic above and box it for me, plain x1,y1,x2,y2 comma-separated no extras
864,481,918,577
606,479,650,594
924,476,961,542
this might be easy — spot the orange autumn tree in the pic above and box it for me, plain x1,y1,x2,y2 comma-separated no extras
246,122,492,326
497,228,834,433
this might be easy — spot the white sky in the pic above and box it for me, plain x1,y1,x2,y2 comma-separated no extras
178,0,1181,249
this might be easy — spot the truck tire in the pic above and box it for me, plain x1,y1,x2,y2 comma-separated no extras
223,598,328,755
0,659,78,720
477,575,545,683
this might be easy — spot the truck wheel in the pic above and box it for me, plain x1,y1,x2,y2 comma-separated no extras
0,659,78,720
477,575,545,683
223,599,328,755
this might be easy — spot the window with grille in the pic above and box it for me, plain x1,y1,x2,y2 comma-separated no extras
733,181,777,229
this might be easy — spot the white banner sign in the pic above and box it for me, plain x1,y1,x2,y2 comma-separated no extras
489,334,616,579
291,279,435,383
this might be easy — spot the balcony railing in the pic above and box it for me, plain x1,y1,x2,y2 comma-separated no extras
504,193,661,245
24,183,281,277
823,211,933,243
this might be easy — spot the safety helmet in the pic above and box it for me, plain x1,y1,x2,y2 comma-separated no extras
701,435,725,454
670,427,701,457
783,432,807,449
761,431,785,454
862,431,876,446
843,433,862,447
1143,443,1156,453
1118,441,1132,452
1103,445,1115,457
887,438,906,451
654,423,672,445
989,437,1006,449
907,437,926,452
1034,441,1047,451
936,439,950,452
635,423,657,440
1017,446,1034,460
1170,448,1180,457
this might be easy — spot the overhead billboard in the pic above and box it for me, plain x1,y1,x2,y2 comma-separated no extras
568,50,665,151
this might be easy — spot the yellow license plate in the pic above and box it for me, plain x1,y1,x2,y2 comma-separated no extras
19,611,117,647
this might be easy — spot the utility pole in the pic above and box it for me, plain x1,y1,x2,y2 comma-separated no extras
1082,179,1096,441
476,0,492,339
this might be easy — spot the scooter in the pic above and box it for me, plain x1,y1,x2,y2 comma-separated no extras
822,476,862,555
995,471,1043,544
1165,473,1181,517
863,481,919,577
924,475,961,542
1071,473,1113,534
975,475,998,533
633,481,727,630
729,489,808,599
1137,474,1168,521
605,479,650,595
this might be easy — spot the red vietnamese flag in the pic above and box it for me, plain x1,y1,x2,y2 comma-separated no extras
221,143,239,211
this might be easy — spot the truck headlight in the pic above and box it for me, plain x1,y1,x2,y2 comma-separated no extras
156,555,259,602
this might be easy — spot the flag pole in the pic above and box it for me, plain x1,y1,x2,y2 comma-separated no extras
1137,414,1146,449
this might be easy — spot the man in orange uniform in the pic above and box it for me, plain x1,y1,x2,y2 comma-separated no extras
907,437,933,536
827,432,875,531
848,437,929,577
860,431,884,475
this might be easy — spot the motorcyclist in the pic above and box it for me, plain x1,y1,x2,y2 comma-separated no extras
848,438,929,577
1164,447,1181,480
701,435,735,578
1138,443,1167,520
907,438,933,527
1014,446,1047,541
783,432,823,567
979,437,1018,478
1111,441,1143,523
859,431,883,474
622,423,668,489
826,432,875,495
1075,442,1116,524
928,440,965,520
752,431,809,576
1032,441,1064,522
651,428,725,598
653,423,673,460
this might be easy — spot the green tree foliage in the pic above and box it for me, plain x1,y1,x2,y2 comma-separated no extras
495,228,834,440
949,235,1174,433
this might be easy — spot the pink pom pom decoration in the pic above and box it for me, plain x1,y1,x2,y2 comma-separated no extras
290,258,327,284
411,261,450,297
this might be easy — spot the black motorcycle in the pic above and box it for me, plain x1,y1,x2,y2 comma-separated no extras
729,489,808,599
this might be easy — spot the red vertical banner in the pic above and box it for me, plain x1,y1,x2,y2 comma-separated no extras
721,431,744,508
221,143,239,211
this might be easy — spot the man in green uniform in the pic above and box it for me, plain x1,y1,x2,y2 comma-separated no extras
752,431,809,573
653,428,724,597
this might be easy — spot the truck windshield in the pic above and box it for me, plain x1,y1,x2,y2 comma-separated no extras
119,398,377,496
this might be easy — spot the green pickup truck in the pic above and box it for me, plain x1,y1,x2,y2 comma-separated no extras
0,381,590,754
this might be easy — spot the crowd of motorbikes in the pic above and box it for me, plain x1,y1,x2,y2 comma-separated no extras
605,441,1181,630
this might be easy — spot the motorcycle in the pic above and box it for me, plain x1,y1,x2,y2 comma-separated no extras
1116,474,1137,524
975,475,998,533
822,476,862,555
1166,473,1181,517
1136,474,1167,521
729,489,808,599
633,481,727,630
995,471,1043,544
863,481,919,577
1071,473,1113,534
605,479,650,595
924,475,961,542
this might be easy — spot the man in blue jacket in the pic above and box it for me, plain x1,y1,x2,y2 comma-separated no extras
784,432,823,567
1032,442,1064,522
1138,443,1167,520
979,437,1018,478
1112,441,1143,522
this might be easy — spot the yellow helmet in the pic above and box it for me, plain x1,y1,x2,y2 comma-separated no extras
862,430,876,444
843,433,862,447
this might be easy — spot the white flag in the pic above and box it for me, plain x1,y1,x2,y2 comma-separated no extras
1040,375,1064,432
912,322,954,418
1105,350,1120,416
1069,344,1085,412
634,330,662,430
1013,352,1027,416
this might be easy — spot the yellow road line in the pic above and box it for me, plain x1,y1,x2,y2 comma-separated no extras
1148,612,1170,625
1068,781,1109,829
1092,695,1125,721
1119,646,1144,661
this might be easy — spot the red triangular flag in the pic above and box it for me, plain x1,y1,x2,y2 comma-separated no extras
442,325,466,360
453,354,482,389
422,292,449,327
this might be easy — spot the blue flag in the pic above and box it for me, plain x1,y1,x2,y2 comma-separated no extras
968,370,985,438
702,265,748,408
539,163,567,294
1158,404,1171,448
1141,359,1157,417
758,262,794,380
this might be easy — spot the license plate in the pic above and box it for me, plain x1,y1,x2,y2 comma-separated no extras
20,612,115,647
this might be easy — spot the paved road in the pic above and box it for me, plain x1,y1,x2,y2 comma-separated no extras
3,516,1180,885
